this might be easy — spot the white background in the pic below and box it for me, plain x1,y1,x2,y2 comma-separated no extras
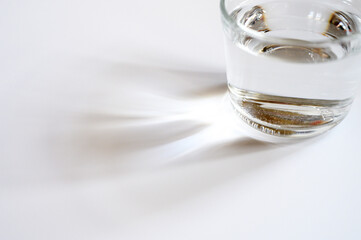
1,0,361,239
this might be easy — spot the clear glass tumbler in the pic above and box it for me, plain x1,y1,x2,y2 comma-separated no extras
220,0,361,141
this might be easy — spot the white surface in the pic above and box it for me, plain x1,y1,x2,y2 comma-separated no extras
1,0,361,239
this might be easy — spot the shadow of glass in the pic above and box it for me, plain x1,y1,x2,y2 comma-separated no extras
76,116,210,154
45,61,317,221
53,61,306,182
67,63,229,160
171,137,275,165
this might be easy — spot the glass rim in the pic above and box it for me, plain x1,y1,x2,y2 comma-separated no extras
220,0,361,46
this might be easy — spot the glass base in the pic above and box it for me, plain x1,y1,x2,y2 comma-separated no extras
229,85,353,141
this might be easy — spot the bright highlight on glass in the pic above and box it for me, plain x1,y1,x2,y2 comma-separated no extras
220,0,361,141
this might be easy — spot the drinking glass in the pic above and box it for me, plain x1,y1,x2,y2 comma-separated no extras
220,0,361,141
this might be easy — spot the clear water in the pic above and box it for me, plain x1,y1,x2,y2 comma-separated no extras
224,0,361,139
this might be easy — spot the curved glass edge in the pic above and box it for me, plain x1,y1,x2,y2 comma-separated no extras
220,0,361,48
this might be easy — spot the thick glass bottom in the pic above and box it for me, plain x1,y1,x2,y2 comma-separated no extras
229,85,353,140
